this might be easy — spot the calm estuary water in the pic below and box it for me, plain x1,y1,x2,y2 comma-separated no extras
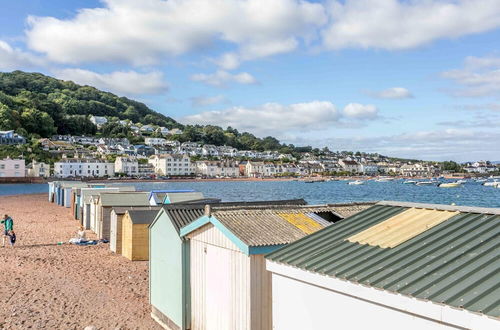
1,180,499,208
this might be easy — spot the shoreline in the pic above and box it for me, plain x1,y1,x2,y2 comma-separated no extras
1,174,471,185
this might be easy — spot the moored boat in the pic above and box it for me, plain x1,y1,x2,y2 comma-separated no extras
438,182,462,188
348,180,364,185
416,181,434,186
403,180,418,184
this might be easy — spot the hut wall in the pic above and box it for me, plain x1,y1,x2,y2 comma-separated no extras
122,214,133,260
110,212,125,254
64,188,72,207
150,212,186,330
98,207,113,240
249,255,273,330
188,224,252,330
132,224,149,260
83,204,91,229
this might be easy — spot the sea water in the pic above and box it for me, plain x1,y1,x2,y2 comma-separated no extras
2,180,499,208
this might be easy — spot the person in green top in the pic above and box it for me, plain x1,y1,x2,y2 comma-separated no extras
1,214,13,247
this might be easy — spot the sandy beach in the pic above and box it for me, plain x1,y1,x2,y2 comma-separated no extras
0,194,161,329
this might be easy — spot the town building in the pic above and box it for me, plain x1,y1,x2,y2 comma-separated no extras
245,161,265,177
0,158,25,177
114,157,139,176
399,163,435,177
0,130,26,145
148,154,193,176
339,159,361,173
145,137,168,146
266,201,500,330
195,160,240,177
27,161,50,177
54,159,115,178
89,116,108,128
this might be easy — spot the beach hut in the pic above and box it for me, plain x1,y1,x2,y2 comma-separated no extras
110,206,160,254
121,210,159,261
96,192,150,240
79,186,135,223
148,199,310,330
265,201,500,330
162,192,207,205
148,190,196,205
179,204,347,330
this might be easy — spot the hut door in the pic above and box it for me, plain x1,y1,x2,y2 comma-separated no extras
206,245,231,330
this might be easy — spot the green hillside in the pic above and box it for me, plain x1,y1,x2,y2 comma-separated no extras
0,71,180,137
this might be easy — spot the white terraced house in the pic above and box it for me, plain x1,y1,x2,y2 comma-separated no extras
114,157,139,176
148,154,193,176
145,138,167,146
0,158,25,177
54,159,115,178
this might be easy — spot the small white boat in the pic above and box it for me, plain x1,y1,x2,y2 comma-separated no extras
416,181,434,186
348,180,364,185
456,179,467,184
438,182,462,188
403,180,418,184
482,180,498,186
475,178,487,183
375,177,394,182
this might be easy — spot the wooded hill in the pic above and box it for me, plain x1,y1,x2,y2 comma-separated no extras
0,71,180,138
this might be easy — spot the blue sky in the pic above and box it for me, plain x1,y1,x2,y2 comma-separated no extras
1,0,499,161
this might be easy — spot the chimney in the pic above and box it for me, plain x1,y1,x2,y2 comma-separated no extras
204,204,211,217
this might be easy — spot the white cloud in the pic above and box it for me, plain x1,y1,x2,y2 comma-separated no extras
322,0,500,50
183,101,340,136
298,129,500,161
53,68,169,96
0,40,45,70
182,100,379,137
442,55,500,97
370,87,413,99
190,70,257,87
343,103,378,119
456,103,500,112
191,95,228,107
26,0,326,66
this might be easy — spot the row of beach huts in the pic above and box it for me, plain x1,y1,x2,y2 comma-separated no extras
48,181,499,330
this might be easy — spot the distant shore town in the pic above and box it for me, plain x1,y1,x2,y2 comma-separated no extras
1,128,499,181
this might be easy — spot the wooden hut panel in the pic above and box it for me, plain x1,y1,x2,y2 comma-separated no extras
189,224,252,330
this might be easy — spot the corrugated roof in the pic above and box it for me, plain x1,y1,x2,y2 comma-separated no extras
112,206,161,215
160,199,309,233
127,210,160,225
347,208,459,248
164,192,205,204
99,192,150,206
326,202,376,218
210,206,343,247
266,202,500,318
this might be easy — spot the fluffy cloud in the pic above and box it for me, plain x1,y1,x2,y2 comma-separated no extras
183,101,340,136
53,69,169,96
369,87,413,99
343,103,378,119
26,0,326,66
300,129,500,161
442,55,500,97
322,0,500,50
191,95,228,107
183,100,378,137
190,70,257,87
0,40,45,70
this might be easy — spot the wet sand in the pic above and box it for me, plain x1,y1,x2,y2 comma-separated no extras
0,194,161,329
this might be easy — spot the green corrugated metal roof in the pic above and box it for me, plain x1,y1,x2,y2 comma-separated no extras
99,192,150,206
266,203,500,318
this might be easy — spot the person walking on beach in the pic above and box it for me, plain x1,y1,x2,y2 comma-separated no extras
1,214,13,247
